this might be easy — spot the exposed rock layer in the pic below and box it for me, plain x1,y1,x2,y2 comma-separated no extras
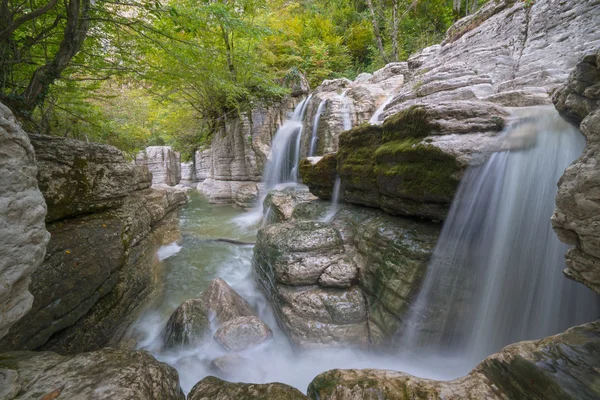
307,320,600,400
553,50,600,295
0,349,185,399
0,135,187,354
0,104,49,340
137,146,181,186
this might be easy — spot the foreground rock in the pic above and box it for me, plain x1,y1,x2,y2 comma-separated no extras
552,50,600,296
164,299,210,349
137,146,181,186
213,316,273,351
0,134,187,354
188,376,308,400
202,278,256,323
263,185,318,224
254,188,439,348
308,320,600,400
0,349,185,399
0,103,49,340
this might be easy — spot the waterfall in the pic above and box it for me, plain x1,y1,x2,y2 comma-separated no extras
339,90,352,131
262,95,311,189
320,176,342,223
399,107,600,369
234,95,311,227
309,100,327,156
369,94,394,125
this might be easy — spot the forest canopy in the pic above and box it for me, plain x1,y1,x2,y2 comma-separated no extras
0,0,486,157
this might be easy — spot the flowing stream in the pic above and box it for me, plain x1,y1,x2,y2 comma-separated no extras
308,99,327,156
132,105,599,394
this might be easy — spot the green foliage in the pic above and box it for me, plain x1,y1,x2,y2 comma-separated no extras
1,0,483,156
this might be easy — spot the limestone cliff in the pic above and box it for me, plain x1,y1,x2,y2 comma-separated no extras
0,104,50,341
0,134,187,354
553,49,600,295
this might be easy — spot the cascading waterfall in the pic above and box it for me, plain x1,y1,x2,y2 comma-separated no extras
399,107,600,370
369,94,394,124
339,90,352,131
262,95,311,189
309,99,327,156
320,176,342,223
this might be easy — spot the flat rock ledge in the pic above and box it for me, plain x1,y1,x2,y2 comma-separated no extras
307,320,600,400
0,349,185,400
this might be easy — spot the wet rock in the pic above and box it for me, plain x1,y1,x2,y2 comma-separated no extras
299,155,337,199
254,221,365,348
307,320,600,400
137,146,182,186
213,316,273,351
164,299,210,349
29,134,141,223
202,278,256,324
0,103,49,340
188,376,308,400
263,185,318,224
234,182,261,209
553,49,600,295
209,354,250,375
0,169,187,353
0,349,185,399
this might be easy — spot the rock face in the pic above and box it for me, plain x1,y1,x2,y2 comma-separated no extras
254,188,439,348
307,320,600,400
188,376,308,400
300,63,408,157
0,104,49,341
0,349,185,399
552,50,600,295
163,299,209,349
213,316,273,351
180,161,196,186
0,135,187,354
301,0,600,220
137,146,182,186
200,98,300,204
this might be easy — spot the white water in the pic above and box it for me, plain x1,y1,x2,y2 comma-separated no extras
320,176,342,223
309,100,327,156
369,94,394,124
339,90,352,131
157,242,183,261
399,107,600,370
233,96,311,228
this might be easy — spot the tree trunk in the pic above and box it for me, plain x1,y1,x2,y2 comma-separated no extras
21,0,91,112
365,0,387,63
391,0,399,61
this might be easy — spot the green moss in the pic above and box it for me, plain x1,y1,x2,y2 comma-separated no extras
299,154,337,187
382,105,431,141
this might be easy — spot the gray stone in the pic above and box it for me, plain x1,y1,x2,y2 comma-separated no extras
209,354,250,375
201,278,256,324
263,185,318,224
180,161,196,185
552,49,600,295
0,103,49,341
194,147,212,181
307,321,600,400
29,134,140,223
188,376,308,400
213,316,273,351
0,349,185,399
164,299,210,349
137,146,181,186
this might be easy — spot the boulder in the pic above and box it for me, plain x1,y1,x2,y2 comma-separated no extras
163,299,210,349
0,103,49,340
209,354,250,375
254,221,366,348
552,50,600,295
188,376,308,400
201,278,256,324
307,320,600,400
29,134,141,223
213,316,273,351
0,349,185,399
137,146,181,186
263,185,318,224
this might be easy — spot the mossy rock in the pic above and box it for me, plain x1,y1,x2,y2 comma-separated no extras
299,154,337,199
